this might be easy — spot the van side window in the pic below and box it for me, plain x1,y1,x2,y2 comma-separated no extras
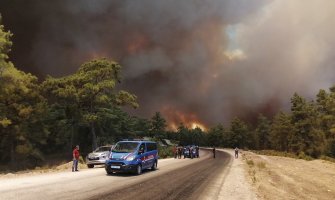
147,143,157,151
139,143,146,153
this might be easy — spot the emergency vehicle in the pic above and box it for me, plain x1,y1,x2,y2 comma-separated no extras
105,140,158,175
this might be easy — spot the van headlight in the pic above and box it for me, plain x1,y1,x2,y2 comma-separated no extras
126,155,135,161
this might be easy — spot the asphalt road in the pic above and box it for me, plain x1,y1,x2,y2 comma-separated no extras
0,149,232,200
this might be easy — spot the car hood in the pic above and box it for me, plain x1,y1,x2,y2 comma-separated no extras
110,152,132,160
88,151,109,157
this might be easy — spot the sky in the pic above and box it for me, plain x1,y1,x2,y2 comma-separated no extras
1,0,335,129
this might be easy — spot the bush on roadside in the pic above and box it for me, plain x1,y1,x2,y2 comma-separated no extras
320,155,335,163
158,146,174,158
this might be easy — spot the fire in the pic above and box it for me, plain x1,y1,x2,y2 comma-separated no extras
162,106,207,131
191,122,206,130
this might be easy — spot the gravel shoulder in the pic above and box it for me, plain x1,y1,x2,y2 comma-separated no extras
242,151,335,200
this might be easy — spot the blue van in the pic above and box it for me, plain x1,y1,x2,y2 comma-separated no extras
105,140,158,175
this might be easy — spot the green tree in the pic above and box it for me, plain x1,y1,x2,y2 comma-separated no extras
43,58,138,151
150,112,167,139
176,123,190,146
0,15,12,75
190,127,206,146
316,88,335,156
255,114,271,150
229,118,249,148
207,124,225,147
269,112,293,152
0,19,48,168
290,93,325,157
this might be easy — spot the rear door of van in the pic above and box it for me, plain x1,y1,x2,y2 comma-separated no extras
146,142,157,168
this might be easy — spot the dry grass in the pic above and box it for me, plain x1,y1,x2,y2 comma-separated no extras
243,151,335,200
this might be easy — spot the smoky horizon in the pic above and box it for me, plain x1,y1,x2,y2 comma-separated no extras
1,0,335,129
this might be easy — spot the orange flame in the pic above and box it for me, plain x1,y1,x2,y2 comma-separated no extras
162,106,207,131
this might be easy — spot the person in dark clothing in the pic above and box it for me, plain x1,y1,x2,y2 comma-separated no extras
235,147,239,158
196,146,199,158
72,145,80,172
213,147,216,158
178,146,182,159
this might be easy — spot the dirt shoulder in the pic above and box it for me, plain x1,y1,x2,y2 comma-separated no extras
242,151,335,200
0,161,88,179
217,149,259,200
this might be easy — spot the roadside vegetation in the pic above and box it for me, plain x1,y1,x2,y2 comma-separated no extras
1,17,335,172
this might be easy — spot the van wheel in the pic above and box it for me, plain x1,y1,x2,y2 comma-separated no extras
136,165,142,175
151,161,157,170
87,164,94,168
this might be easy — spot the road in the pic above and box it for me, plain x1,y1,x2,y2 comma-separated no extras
0,149,232,200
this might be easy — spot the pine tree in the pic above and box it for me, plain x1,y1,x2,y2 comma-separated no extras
255,114,271,150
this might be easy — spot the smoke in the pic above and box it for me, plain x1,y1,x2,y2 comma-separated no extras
1,0,335,127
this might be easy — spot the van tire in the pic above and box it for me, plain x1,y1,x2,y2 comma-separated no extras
151,161,157,170
136,165,142,175
87,164,94,168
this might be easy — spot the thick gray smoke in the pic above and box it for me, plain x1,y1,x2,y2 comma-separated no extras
1,0,335,128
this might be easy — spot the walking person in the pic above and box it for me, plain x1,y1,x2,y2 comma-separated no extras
213,147,216,158
235,147,239,158
72,145,80,172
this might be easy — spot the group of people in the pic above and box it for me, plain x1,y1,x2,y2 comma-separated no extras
173,145,200,159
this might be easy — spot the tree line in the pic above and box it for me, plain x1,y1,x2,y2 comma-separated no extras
1,19,335,169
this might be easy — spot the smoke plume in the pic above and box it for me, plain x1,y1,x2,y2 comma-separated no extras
1,0,335,128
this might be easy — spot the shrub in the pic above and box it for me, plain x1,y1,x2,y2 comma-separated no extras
158,146,173,158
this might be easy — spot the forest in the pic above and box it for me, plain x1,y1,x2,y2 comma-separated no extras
1,19,335,169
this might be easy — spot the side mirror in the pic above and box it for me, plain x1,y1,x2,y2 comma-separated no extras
138,149,144,154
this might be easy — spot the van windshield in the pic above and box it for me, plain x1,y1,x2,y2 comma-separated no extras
112,142,139,153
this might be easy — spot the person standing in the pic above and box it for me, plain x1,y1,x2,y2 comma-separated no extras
178,146,182,159
196,146,199,158
173,145,177,159
213,147,216,158
235,147,239,158
72,145,80,172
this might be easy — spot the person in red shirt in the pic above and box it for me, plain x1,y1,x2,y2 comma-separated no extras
72,145,80,172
